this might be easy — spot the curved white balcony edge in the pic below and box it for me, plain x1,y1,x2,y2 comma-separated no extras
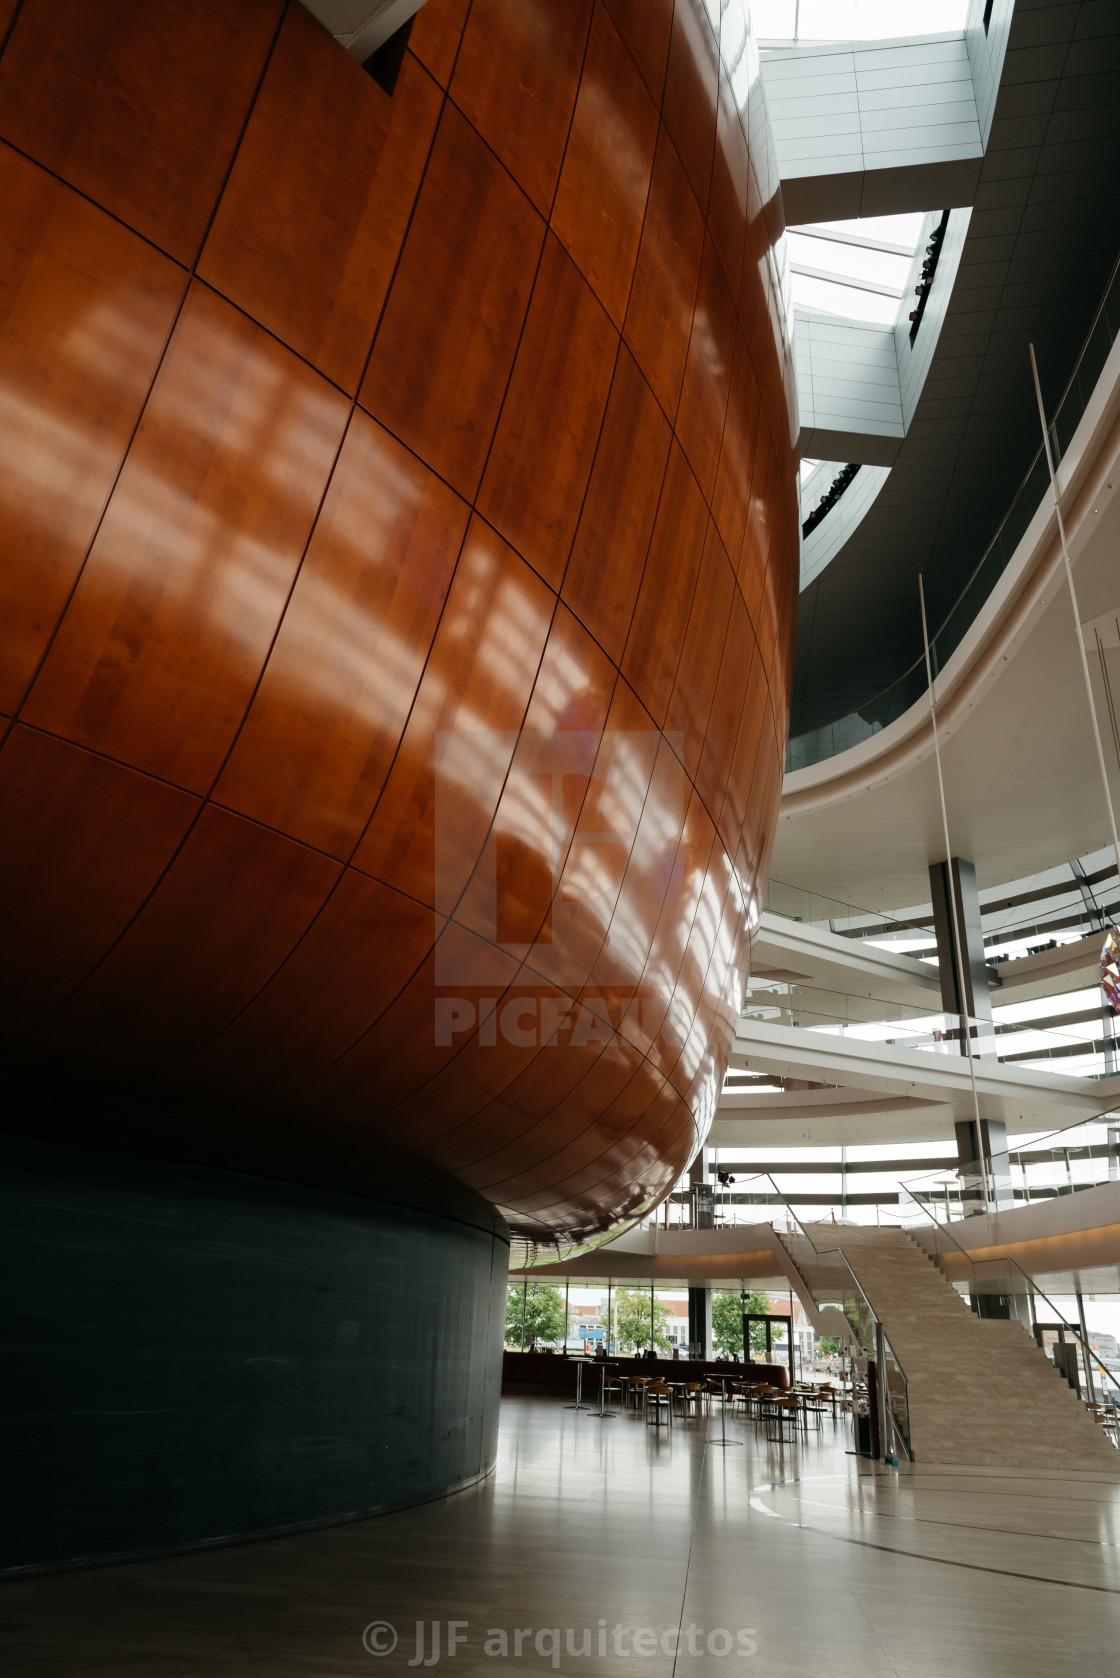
780,322,1120,817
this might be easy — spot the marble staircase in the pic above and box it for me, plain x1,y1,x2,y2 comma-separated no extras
822,1226,1118,1470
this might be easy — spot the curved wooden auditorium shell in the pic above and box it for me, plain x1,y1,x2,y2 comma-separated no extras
0,0,797,1243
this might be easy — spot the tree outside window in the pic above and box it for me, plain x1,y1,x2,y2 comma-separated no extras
612,1287,672,1353
711,1290,776,1357
505,1283,566,1348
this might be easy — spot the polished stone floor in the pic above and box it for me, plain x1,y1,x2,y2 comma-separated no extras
3,1393,1120,1677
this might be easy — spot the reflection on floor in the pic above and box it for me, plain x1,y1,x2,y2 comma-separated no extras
3,1393,1120,1676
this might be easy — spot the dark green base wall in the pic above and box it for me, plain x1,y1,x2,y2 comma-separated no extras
1,1134,509,1575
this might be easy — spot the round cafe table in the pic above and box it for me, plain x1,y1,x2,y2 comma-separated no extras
564,1356,596,1412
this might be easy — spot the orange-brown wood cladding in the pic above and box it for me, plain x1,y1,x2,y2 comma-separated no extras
0,145,188,716
0,0,284,266
359,100,545,501
477,233,618,592
622,126,705,420
214,412,470,858
0,0,797,1244
450,0,592,218
22,281,351,793
408,0,471,88
602,0,674,106
549,5,659,331
662,0,719,215
0,727,200,1050
197,3,443,395
561,346,671,667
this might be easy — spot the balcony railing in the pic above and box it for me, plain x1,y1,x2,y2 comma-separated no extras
737,978,1119,1079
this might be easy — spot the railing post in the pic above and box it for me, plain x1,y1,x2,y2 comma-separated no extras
1077,1292,1097,1404
875,1321,892,1462
866,1356,881,1460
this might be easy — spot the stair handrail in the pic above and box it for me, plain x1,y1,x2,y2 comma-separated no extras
896,1182,1120,1406
716,1168,900,1365
761,1175,912,1461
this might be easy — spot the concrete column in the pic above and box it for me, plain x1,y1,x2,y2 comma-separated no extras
928,857,995,1056
689,1145,713,1228
930,858,1011,1209
688,1287,712,1359
954,1113,1014,1214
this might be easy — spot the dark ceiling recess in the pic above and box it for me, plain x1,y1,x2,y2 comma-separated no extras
802,463,860,538
790,0,1120,739
363,15,414,95
909,211,948,343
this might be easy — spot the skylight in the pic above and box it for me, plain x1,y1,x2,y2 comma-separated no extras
754,0,969,44
788,212,928,326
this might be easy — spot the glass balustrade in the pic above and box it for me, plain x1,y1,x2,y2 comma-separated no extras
763,878,912,939
878,1333,911,1463
683,1114,1120,1233
896,1118,1120,1222
736,977,1117,1075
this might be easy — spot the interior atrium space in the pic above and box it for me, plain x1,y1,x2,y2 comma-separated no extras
3,2,1120,1674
